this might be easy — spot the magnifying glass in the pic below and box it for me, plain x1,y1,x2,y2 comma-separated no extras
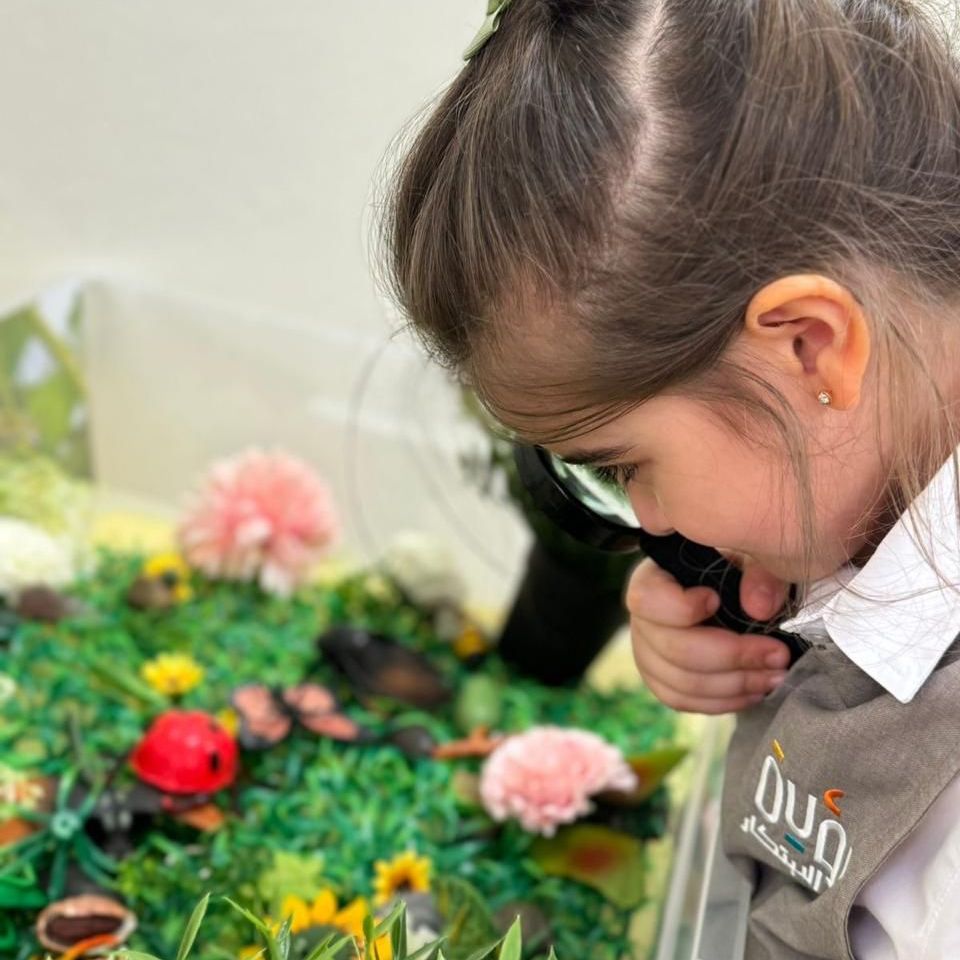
513,444,803,658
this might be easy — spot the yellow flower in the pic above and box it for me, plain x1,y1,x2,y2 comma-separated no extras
332,895,370,939
279,894,315,934
272,888,392,958
142,551,193,602
217,707,239,738
373,851,432,907
141,652,204,696
453,625,491,661
308,887,338,925
370,933,394,960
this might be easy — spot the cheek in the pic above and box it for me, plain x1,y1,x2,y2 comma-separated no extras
654,445,800,553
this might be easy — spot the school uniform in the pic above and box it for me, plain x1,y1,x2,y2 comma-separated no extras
720,449,960,959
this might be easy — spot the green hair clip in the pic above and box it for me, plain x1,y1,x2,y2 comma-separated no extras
463,0,516,60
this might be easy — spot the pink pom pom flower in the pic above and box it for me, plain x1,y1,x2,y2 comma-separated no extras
479,726,638,837
177,449,338,597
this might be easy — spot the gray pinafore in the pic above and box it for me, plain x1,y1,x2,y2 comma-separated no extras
721,637,960,959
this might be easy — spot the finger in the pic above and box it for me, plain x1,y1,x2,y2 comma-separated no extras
640,673,770,715
739,561,789,622
638,651,787,702
635,620,793,673
626,559,720,627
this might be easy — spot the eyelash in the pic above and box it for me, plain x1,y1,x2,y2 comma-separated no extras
592,464,639,487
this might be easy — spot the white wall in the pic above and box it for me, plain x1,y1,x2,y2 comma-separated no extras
0,2,530,606
0,1,477,322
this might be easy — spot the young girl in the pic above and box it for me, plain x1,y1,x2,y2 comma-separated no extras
383,1,960,957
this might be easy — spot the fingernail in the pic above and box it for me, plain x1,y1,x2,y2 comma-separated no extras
767,671,787,689
765,650,789,669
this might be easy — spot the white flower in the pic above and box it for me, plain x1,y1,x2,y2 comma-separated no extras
0,517,76,599
380,531,467,610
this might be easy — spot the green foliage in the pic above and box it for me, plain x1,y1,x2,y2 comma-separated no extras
107,897,514,960
3,550,681,959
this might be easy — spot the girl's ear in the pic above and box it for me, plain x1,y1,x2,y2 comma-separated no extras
743,274,871,410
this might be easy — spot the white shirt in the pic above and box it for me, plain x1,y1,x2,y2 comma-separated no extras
780,448,960,960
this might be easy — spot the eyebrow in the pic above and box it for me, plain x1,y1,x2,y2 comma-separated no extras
558,445,636,466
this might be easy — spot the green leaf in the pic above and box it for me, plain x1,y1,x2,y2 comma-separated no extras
374,899,406,938
0,872,46,910
374,899,406,957
224,896,284,960
85,654,169,709
460,940,503,960
598,747,689,806
407,938,448,960
225,896,269,932
115,951,166,960
275,915,293,960
257,850,326,917
175,891,210,960
301,932,354,960
435,876,499,957
531,825,646,909
498,919,522,960
362,913,376,960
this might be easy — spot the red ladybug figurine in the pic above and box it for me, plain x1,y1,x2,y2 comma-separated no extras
130,710,238,794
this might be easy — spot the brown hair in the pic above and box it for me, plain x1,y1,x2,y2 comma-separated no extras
383,0,960,583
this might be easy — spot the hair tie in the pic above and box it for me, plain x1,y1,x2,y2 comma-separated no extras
463,0,516,60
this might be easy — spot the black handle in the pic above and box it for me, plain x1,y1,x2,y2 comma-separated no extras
634,530,804,662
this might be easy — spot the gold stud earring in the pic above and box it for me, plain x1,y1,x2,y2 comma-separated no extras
817,391,833,406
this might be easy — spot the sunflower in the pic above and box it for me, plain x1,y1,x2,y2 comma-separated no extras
373,851,432,907
141,652,204,696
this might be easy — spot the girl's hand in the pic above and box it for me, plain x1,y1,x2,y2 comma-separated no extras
626,557,791,714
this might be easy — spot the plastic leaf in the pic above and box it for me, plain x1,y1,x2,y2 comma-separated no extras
374,899,405,938
0,872,45,910
435,875,499,954
375,899,406,956
599,747,689,806
531,825,646,909
85,655,169,709
275,915,293,960
498,918,522,960
302,932,354,960
461,939,504,960
258,850,326,916
224,897,285,960
175,891,210,960
407,938,448,960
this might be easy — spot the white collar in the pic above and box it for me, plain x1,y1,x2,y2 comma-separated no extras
781,447,960,704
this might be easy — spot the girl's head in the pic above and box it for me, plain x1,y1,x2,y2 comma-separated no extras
384,0,960,585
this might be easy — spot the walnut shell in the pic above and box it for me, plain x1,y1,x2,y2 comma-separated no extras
36,894,136,951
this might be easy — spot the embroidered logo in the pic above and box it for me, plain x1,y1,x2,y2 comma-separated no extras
740,740,852,894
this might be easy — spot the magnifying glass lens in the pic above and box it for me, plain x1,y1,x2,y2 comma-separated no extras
546,457,640,530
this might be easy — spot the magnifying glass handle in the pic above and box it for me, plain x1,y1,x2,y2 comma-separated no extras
635,531,804,662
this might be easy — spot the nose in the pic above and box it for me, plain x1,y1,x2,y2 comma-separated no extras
629,487,675,537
